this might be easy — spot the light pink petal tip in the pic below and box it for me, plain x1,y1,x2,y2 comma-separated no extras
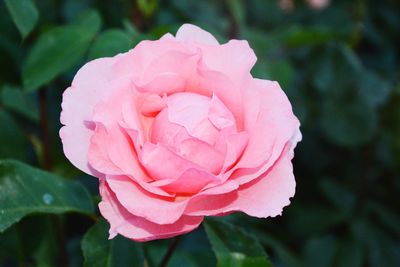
99,180,203,241
186,148,296,218
60,57,118,175
176,24,219,45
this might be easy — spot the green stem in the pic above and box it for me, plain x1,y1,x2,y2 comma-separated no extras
38,88,52,171
158,236,182,267
15,224,26,267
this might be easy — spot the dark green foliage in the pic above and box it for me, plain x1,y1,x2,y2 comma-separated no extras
22,9,101,91
0,160,93,232
88,29,136,60
4,0,38,38
0,0,399,266
204,218,272,267
82,219,144,267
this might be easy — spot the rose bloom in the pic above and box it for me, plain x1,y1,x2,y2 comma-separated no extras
278,0,330,11
60,24,301,241
306,0,330,9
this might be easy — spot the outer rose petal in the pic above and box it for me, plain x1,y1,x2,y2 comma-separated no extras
99,180,203,241
60,57,118,174
112,38,194,82
157,168,219,194
185,146,296,218
199,40,256,88
176,24,219,45
106,175,188,224
227,79,300,177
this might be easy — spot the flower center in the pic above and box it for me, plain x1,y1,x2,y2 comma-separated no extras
149,92,237,174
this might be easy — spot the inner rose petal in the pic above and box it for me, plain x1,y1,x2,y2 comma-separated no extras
166,92,218,144
139,142,209,181
178,138,224,174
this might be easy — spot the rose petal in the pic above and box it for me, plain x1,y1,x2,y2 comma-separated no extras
231,79,300,172
98,180,203,241
185,146,296,218
158,168,219,194
208,93,236,131
220,132,249,172
197,68,244,130
106,175,187,224
230,129,301,185
178,138,224,174
167,92,220,145
176,24,219,45
112,39,188,78
60,57,118,174
150,109,191,149
140,142,208,181
138,93,167,117
90,123,176,197
87,124,124,176
200,40,256,88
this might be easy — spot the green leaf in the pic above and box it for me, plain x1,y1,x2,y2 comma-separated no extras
334,240,363,267
137,0,158,17
258,234,302,267
1,85,39,122
283,26,339,47
4,0,39,38
0,110,26,160
311,44,363,94
368,202,400,236
145,228,216,267
88,29,134,60
82,218,144,267
0,224,18,263
266,59,295,89
351,219,400,267
0,160,94,232
122,20,139,37
359,71,391,107
72,9,102,35
320,95,377,147
287,204,348,237
303,236,337,267
22,10,101,91
225,0,245,26
242,28,277,56
22,216,58,267
319,179,356,212
204,219,272,267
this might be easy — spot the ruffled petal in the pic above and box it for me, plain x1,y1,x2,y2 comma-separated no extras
60,57,118,174
176,24,219,45
140,142,214,183
178,138,224,174
156,168,219,194
228,79,300,177
106,175,189,224
98,180,203,241
185,146,296,218
199,40,256,88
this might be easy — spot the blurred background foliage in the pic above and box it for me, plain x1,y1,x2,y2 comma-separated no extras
0,0,399,266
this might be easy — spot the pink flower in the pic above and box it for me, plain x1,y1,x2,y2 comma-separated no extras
306,0,330,9
278,0,330,11
60,24,301,241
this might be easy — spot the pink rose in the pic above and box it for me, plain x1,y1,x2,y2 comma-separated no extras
278,0,330,11
60,24,301,241
306,0,330,9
